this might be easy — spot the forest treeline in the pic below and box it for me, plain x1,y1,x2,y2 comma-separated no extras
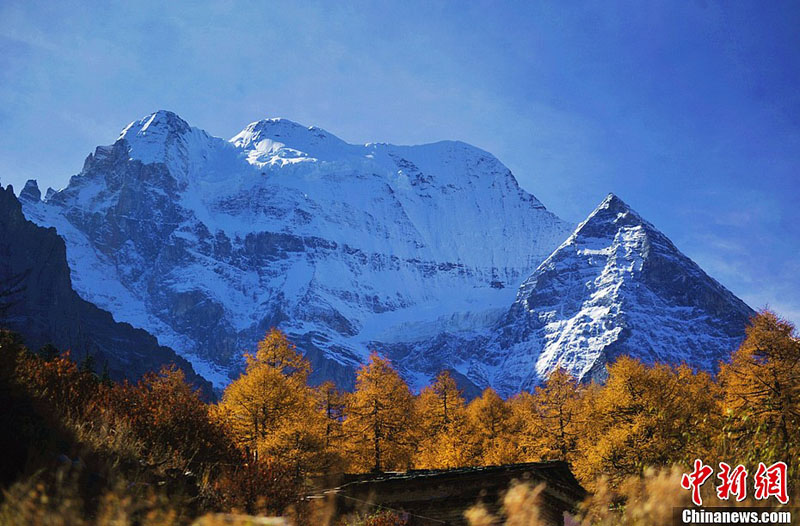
0,310,798,524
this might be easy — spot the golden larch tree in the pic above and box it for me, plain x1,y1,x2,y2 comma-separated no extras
413,370,474,468
466,387,521,466
343,352,415,472
216,329,328,476
511,368,586,464
574,357,718,487
718,310,800,475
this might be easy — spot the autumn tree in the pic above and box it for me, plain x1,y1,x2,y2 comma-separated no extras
413,370,474,468
511,368,586,464
218,329,311,450
217,329,331,477
466,387,521,465
718,311,800,475
214,458,300,516
16,348,100,418
574,357,718,487
106,365,233,468
316,381,346,448
343,352,415,472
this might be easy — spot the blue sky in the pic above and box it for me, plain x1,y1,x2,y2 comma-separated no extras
1,1,798,324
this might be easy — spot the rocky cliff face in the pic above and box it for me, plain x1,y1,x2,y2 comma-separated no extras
0,183,213,397
19,111,754,395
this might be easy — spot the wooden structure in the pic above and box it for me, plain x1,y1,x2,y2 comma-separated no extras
318,461,586,526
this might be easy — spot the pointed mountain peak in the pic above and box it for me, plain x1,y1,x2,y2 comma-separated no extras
19,179,41,202
590,192,640,220
504,189,754,386
113,110,215,173
118,110,191,142
599,192,626,208
565,193,654,245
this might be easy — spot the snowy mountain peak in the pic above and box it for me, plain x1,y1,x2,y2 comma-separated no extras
118,110,191,142
599,191,624,207
572,193,647,234
593,192,646,221
114,111,225,182
21,111,575,390
19,112,753,398
489,193,754,392
117,110,221,172
541,192,664,269
231,117,354,163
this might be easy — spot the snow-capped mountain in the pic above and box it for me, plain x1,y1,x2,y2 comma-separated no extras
21,110,573,389
476,193,754,394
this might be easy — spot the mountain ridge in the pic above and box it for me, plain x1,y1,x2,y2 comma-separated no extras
19,110,752,395
22,110,573,390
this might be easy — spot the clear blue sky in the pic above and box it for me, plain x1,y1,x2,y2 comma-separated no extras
1,1,798,325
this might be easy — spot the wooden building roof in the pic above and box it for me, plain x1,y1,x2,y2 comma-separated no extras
317,461,587,526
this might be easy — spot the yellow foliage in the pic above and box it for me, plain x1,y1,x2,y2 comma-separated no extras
510,368,586,464
217,329,333,476
573,357,718,487
465,481,546,526
343,352,415,472
315,381,346,450
253,329,311,379
466,388,522,466
413,371,476,468
10,311,800,524
718,310,800,473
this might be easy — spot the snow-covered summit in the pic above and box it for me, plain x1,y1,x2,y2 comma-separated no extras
482,192,754,393
22,111,574,390
231,118,358,163
116,110,231,184
19,110,755,395
118,110,192,161
119,110,191,140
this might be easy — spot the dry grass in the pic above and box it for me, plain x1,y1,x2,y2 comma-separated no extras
466,466,797,526
465,468,692,526
0,467,293,526
576,467,690,526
